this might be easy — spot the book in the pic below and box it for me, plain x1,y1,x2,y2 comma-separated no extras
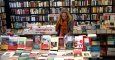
41,35,51,50
8,36,18,50
17,37,27,49
25,39,33,51
1,36,10,50
50,37,59,50
74,49,82,57
74,36,84,49
82,51,92,57
58,37,65,50
33,36,41,49
64,35,74,50
74,57,83,60
48,51,57,56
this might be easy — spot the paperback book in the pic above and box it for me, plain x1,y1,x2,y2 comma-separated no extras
50,37,59,50
41,35,51,50
34,36,41,49
58,37,65,50
17,37,27,49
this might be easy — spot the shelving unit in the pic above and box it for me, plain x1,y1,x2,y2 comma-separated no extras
0,0,6,33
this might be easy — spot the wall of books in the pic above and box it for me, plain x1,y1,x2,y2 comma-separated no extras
0,0,6,33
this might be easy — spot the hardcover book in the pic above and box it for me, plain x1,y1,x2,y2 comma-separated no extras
17,37,27,49
74,36,84,49
41,35,51,50
82,51,92,57
34,36,41,49
25,39,33,51
58,37,65,50
1,36,9,50
50,37,59,50
64,35,74,50
8,37,18,50
74,49,82,57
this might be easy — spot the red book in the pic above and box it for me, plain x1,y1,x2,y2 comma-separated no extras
74,49,82,57
58,37,65,50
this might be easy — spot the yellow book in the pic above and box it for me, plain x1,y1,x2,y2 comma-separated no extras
93,7,96,13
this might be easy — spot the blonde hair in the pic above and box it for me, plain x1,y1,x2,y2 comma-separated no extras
58,8,73,22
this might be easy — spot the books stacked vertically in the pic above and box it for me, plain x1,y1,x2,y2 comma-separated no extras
74,0,90,6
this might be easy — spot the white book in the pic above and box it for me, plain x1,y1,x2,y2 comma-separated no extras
31,50,39,53
14,3,16,8
19,2,21,7
27,1,29,7
50,37,59,50
54,57,64,60
74,57,83,60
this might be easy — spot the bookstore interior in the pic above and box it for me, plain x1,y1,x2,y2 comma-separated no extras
0,0,115,60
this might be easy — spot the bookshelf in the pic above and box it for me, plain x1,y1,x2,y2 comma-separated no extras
0,0,6,33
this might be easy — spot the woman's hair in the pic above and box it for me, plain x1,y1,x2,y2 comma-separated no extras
58,8,73,22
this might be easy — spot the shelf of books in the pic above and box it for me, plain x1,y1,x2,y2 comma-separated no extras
0,0,6,33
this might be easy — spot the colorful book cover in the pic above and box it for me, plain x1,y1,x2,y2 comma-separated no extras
84,37,92,46
50,37,59,50
82,51,92,57
8,37,18,50
16,50,24,53
29,53,38,57
64,35,74,50
20,52,30,57
48,51,57,56
74,49,82,57
25,39,33,51
34,36,41,49
17,37,27,49
58,37,65,50
74,36,84,49
1,36,9,50
64,50,73,56
41,35,51,50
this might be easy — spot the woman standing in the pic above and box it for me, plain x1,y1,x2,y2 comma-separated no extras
55,9,73,37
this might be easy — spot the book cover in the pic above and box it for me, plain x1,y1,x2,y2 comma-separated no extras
50,37,59,50
31,50,39,54
48,51,57,56
1,36,9,50
58,37,65,50
64,35,74,50
64,56,74,60
74,57,83,60
8,37,18,50
25,39,33,51
41,35,51,50
29,53,38,57
33,36,41,49
74,36,84,49
82,51,92,57
74,49,82,57
17,37,27,49
64,50,73,56
21,52,30,57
